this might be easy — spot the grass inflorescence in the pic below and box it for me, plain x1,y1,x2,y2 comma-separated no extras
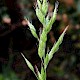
21,0,68,80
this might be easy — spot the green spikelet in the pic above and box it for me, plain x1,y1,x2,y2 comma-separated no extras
37,0,42,10
45,1,59,33
48,26,69,61
46,15,50,25
21,53,34,73
40,29,47,42
42,0,48,16
27,20,38,39
36,7,45,24
38,40,46,59
38,29,47,59
44,53,49,69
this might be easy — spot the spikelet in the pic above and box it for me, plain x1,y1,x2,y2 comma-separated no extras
42,0,48,16
48,26,69,61
36,7,45,24
38,29,47,59
21,53,34,72
45,1,59,33
37,0,42,9
27,20,38,39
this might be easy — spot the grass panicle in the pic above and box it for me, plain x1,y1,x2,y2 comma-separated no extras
21,0,68,80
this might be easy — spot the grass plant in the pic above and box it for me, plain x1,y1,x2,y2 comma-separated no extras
21,0,68,80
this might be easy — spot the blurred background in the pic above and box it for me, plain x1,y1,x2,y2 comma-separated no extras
0,0,80,80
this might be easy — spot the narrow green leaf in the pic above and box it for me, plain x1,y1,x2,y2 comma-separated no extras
21,53,34,73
